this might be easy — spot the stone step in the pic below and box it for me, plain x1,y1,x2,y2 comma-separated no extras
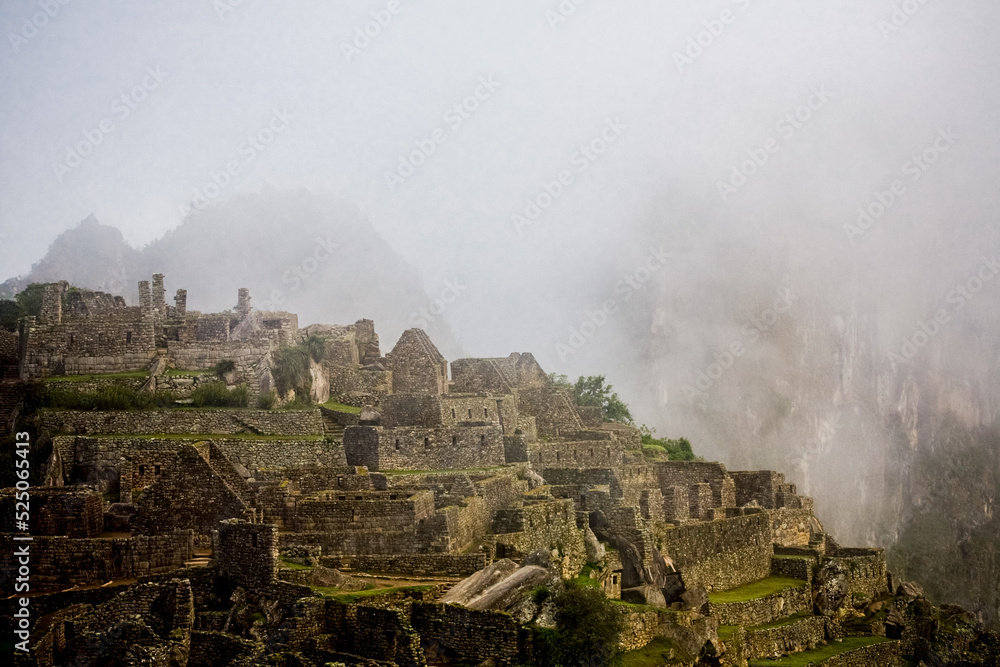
746,636,900,666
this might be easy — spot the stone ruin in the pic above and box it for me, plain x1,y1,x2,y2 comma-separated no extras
3,276,995,666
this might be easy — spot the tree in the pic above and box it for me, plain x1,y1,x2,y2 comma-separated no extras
568,375,634,425
0,300,25,331
15,283,48,318
551,581,624,666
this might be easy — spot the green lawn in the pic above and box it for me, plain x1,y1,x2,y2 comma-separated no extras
708,576,807,604
42,371,149,382
381,465,513,476
163,368,212,376
747,636,894,666
312,584,433,604
88,433,326,441
322,400,362,414
620,637,692,666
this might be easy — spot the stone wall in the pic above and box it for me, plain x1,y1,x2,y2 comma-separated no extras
450,352,548,394
319,553,488,576
134,445,246,534
710,580,812,626
19,308,157,379
294,490,435,532
820,640,901,666
828,548,890,602
742,615,826,659
530,440,624,468
322,601,425,665
489,498,586,577
216,519,278,589
381,393,444,427
411,602,522,665
0,487,103,537
731,470,785,508
384,328,448,395
654,462,737,515
0,531,194,587
771,555,815,581
770,508,816,548
652,513,773,591
189,631,261,667
325,363,391,407
40,408,324,436
516,386,585,437
344,424,505,471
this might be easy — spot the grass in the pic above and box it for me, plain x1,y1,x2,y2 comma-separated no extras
87,433,326,441
572,564,602,589
708,576,807,604
620,636,691,667
278,556,312,571
312,584,434,604
381,465,512,476
747,636,894,666
42,371,149,382
322,400,362,414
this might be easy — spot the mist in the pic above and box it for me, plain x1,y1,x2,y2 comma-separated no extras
2,0,999,625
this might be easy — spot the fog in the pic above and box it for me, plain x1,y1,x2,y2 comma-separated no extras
2,0,999,622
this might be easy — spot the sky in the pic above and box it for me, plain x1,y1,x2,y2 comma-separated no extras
1,0,999,420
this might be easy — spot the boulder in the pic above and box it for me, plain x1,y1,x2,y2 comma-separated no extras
896,581,925,599
583,526,606,563
621,585,666,608
814,560,849,616
681,585,709,614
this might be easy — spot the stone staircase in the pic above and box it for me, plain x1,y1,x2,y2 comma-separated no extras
196,442,256,508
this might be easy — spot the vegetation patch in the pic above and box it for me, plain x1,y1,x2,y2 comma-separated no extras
322,400,362,414
42,371,150,383
45,385,174,410
531,581,624,667
312,584,433,604
620,636,692,667
190,381,250,408
708,576,806,604
747,636,894,666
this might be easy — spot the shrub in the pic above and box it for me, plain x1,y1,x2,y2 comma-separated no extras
190,381,249,408
548,581,623,666
214,359,237,378
271,345,311,397
256,390,278,410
